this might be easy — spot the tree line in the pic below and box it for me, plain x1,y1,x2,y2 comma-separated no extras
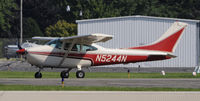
0,0,200,38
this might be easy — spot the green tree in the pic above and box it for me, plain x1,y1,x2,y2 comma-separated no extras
23,0,62,33
45,20,77,37
23,17,43,38
1,0,200,39
0,0,18,38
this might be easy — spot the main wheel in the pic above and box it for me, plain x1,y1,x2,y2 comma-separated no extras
60,71,69,78
76,70,85,78
35,72,42,78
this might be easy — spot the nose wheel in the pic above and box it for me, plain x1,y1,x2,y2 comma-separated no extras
60,68,72,78
60,70,69,78
76,70,85,78
35,68,43,78
35,72,42,78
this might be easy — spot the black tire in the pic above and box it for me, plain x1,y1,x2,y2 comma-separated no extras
6,56,10,60
76,70,85,78
35,72,42,78
60,71,69,78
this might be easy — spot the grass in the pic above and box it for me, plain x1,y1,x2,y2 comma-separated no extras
0,58,20,61
0,71,199,78
0,85,200,91
0,71,59,78
0,71,199,91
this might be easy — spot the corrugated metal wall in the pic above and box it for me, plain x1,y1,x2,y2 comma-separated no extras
77,16,199,67
197,22,200,66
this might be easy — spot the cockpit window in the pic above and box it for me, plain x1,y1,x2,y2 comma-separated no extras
46,39,62,49
64,43,97,52
64,43,80,52
82,45,97,51
64,43,70,50
72,44,81,51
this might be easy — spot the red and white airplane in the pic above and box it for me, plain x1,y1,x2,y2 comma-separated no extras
17,22,187,78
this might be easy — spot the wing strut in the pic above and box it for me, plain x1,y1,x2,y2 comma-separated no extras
57,40,76,67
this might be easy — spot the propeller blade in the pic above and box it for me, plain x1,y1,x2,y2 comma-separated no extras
17,41,22,49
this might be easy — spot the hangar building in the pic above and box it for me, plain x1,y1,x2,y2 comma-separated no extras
76,15,200,68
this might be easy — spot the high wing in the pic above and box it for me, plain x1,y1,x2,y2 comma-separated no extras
32,37,59,40
32,33,113,44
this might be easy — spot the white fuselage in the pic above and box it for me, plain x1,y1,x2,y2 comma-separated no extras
26,44,170,69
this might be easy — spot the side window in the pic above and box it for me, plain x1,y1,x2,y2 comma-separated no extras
82,45,97,52
64,43,70,50
64,43,80,52
72,44,80,51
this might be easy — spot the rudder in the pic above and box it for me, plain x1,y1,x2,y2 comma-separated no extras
129,22,188,53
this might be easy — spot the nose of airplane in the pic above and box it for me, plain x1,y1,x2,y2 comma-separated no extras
16,48,26,55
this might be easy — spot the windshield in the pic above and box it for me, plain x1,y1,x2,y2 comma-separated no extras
46,39,62,49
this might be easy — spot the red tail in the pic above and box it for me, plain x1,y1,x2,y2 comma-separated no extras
129,22,187,53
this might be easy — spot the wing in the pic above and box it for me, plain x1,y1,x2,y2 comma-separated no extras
32,33,113,44
60,33,113,44
32,37,58,40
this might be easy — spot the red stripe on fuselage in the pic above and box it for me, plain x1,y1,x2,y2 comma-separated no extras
28,51,150,66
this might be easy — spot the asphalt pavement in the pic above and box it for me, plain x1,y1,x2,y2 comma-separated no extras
1,91,200,101
0,78,200,88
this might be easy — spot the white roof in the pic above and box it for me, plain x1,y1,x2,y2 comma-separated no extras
7,45,18,48
76,15,200,23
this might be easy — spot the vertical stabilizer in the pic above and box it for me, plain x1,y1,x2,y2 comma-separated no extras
129,22,188,53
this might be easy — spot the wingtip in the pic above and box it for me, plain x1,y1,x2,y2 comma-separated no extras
92,33,113,37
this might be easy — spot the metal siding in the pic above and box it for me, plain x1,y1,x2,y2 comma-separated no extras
77,16,198,67
197,23,200,66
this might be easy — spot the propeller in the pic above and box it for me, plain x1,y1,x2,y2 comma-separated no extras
17,41,22,50
16,41,25,55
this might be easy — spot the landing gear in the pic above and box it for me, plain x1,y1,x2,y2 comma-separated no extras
60,68,72,78
35,68,42,78
60,70,69,78
76,70,85,78
76,65,85,78
35,72,42,78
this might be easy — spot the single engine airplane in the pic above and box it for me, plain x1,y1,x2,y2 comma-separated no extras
16,22,187,78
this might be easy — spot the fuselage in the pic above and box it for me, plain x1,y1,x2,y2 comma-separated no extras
15,22,187,79
25,44,171,69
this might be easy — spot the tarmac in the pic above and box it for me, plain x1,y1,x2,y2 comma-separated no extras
1,78,200,88
0,91,200,101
